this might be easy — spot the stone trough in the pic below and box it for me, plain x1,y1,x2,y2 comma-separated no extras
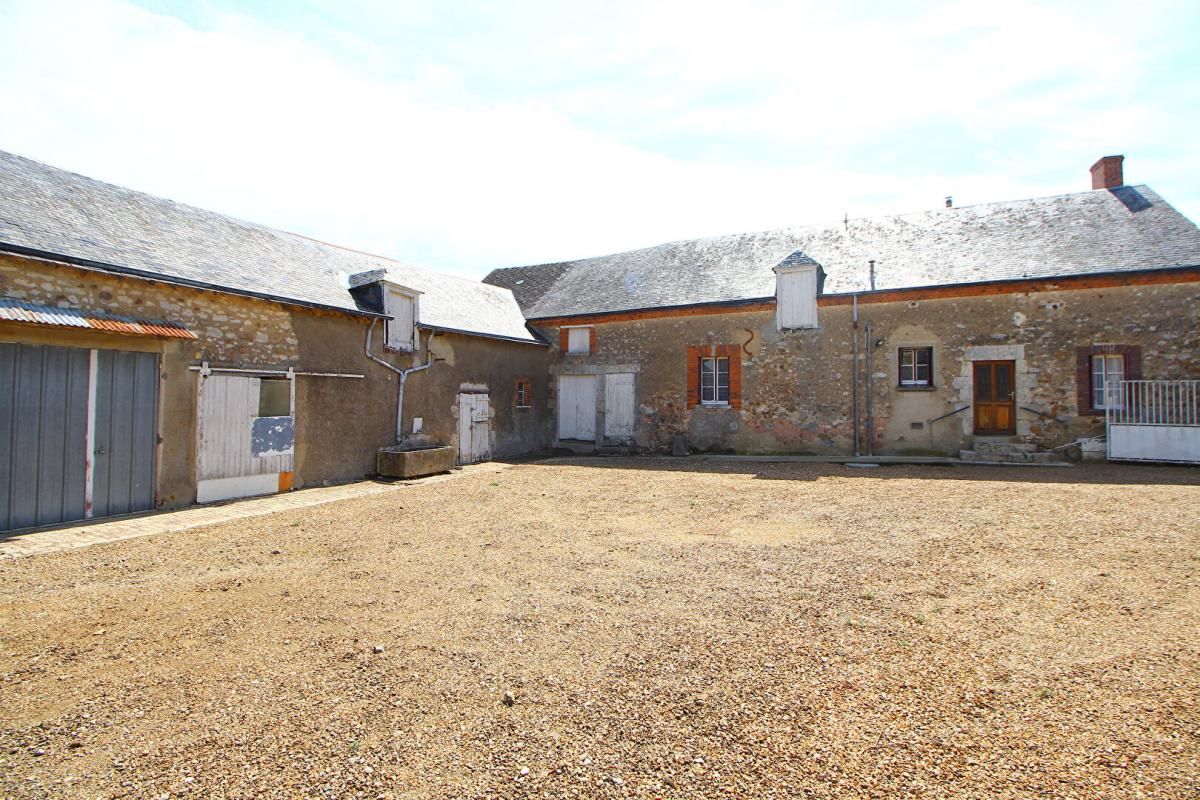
376,445,457,479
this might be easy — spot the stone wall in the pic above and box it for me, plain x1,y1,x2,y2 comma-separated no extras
535,279,1200,455
0,255,553,512
0,254,300,365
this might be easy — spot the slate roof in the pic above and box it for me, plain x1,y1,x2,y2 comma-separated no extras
0,150,538,343
485,186,1200,319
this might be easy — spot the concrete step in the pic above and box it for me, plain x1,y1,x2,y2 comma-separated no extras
974,441,1038,455
960,449,1031,463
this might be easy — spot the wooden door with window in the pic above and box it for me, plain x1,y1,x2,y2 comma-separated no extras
973,360,1016,435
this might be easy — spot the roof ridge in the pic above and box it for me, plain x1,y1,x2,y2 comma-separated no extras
497,185,1159,272
0,149,514,296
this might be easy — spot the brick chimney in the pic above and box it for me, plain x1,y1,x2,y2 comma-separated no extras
1090,155,1124,190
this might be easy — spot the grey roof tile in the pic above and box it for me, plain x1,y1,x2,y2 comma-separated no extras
487,187,1200,318
0,150,538,343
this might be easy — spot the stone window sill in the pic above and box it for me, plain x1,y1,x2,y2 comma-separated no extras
896,385,936,392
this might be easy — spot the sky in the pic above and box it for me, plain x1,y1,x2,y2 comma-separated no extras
1,0,1197,279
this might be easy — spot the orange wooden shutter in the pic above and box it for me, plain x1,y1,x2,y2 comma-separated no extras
715,345,743,408
559,328,569,352
685,346,700,408
589,326,597,353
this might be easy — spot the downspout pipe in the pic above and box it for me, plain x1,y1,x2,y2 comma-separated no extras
865,320,875,457
851,294,860,457
365,320,435,443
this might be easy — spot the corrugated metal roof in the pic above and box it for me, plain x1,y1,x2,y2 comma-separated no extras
0,298,196,339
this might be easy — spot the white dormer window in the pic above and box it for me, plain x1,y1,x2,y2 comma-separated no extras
775,262,819,330
384,285,419,351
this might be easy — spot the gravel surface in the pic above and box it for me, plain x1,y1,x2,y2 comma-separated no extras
1,459,1197,799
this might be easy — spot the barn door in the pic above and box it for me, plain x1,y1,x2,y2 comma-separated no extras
604,373,635,440
558,374,596,441
973,360,1016,435
0,343,158,532
196,373,294,503
91,350,160,519
457,392,490,464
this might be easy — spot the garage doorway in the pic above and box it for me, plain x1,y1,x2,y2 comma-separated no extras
0,343,159,532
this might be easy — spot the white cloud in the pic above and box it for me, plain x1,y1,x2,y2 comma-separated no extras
0,0,1196,278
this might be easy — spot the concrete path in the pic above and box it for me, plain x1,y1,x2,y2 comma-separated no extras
0,463,507,560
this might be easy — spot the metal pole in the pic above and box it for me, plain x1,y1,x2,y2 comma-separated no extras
851,296,860,457
865,321,874,457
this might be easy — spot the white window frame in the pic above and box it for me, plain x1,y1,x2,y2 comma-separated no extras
1092,353,1125,410
700,356,730,406
898,346,933,387
566,326,592,355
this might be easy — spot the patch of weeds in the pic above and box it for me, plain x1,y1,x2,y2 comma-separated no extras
844,618,865,630
1037,687,1057,700
288,521,302,528
349,738,361,752
490,482,500,487
859,591,876,601
914,613,927,626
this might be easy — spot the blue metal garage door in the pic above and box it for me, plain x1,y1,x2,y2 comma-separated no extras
0,343,159,532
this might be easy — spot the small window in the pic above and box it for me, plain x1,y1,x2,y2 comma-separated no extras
898,347,933,387
258,378,291,417
700,356,730,405
567,327,591,355
1091,354,1125,409
515,378,532,409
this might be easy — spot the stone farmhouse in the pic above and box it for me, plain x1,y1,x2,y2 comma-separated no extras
1,151,1198,533
486,156,1200,460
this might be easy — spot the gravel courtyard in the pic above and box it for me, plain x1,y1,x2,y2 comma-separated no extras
1,459,1197,799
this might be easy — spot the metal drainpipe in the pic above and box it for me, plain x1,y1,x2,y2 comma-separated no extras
851,294,860,457
865,320,874,457
364,320,435,444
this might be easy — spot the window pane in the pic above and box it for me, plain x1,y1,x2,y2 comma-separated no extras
258,379,291,417
900,349,915,368
974,363,992,401
995,364,1012,399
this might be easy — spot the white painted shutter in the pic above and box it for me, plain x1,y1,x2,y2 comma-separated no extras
386,289,415,350
777,267,818,329
567,327,591,354
605,373,635,439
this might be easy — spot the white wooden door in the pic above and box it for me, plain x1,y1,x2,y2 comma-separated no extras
457,392,491,464
605,373,635,440
558,375,596,441
197,374,294,502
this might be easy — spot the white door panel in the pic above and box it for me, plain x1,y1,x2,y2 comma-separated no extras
605,373,635,439
558,375,596,441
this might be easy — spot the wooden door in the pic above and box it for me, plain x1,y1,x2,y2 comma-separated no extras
604,373,635,440
557,375,596,441
973,360,1016,435
457,392,491,464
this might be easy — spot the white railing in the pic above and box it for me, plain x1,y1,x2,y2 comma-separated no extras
1105,380,1200,426
1106,380,1200,464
